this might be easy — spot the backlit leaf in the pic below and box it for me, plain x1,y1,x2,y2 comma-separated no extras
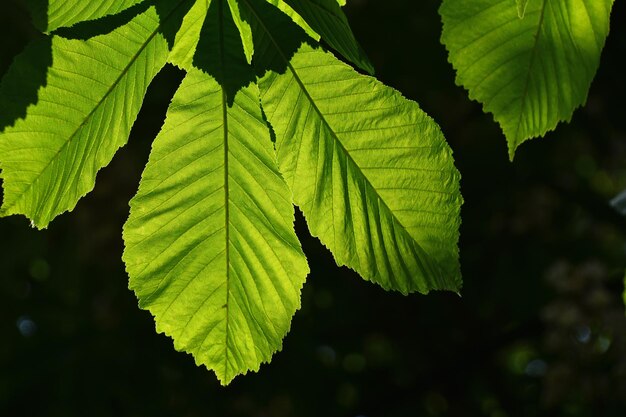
241,0,462,294
31,0,148,31
0,3,177,228
169,0,211,69
123,0,309,384
123,70,309,385
440,0,614,158
265,0,320,40
261,47,461,293
516,0,529,18
227,0,255,63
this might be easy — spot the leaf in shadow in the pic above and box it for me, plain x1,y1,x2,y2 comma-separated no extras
239,0,316,78
23,0,48,32
0,36,51,132
192,0,256,105
154,0,197,49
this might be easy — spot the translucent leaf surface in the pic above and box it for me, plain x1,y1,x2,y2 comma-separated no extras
260,46,461,293
41,0,147,31
283,0,374,73
124,0,308,384
265,0,320,40
440,0,614,158
0,4,175,228
227,0,255,63
123,70,308,385
169,0,211,69
241,0,461,293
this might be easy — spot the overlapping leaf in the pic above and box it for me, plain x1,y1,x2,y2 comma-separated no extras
123,69,309,385
440,0,614,158
0,2,180,228
169,0,211,69
283,0,374,73
262,47,461,293
264,0,320,40
241,0,462,293
123,0,308,384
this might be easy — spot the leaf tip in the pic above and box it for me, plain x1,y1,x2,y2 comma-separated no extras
507,144,517,162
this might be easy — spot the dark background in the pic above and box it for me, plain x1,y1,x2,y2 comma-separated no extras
1,0,626,416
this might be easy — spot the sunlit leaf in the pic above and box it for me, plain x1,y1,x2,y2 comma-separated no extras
241,0,462,294
440,0,614,158
265,0,320,40
227,0,255,63
0,3,176,228
262,47,461,293
28,0,148,31
123,70,309,385
124,0,308,385
169,0,211,69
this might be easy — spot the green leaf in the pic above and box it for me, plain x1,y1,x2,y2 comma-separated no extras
440,0,614,159
0,4,174,228
123,70,309,385
227,0,255,63
124,0,308,385
282,0,374,74
31,0,148,32
260,46,461,294
241,0,461,294
169,0,211,69
242,0,462,293
265,0,320,40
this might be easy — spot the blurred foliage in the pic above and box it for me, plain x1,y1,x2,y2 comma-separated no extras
1,0,626,416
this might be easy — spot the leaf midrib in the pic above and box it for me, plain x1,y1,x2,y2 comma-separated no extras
513,0,548,145
217,0,233,383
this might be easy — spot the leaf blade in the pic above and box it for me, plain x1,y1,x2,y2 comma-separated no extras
168,0,211,69
0,4,175,228
123,70,309,384
265,0,320,40
41,0,148,31
440,0,614,158
241,0,461,294
282,0,374,74
259,46,462,293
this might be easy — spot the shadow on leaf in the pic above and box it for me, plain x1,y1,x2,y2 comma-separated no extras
240,0,316,78
0,36,51,132
192,0,256,105
154,0,197,49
